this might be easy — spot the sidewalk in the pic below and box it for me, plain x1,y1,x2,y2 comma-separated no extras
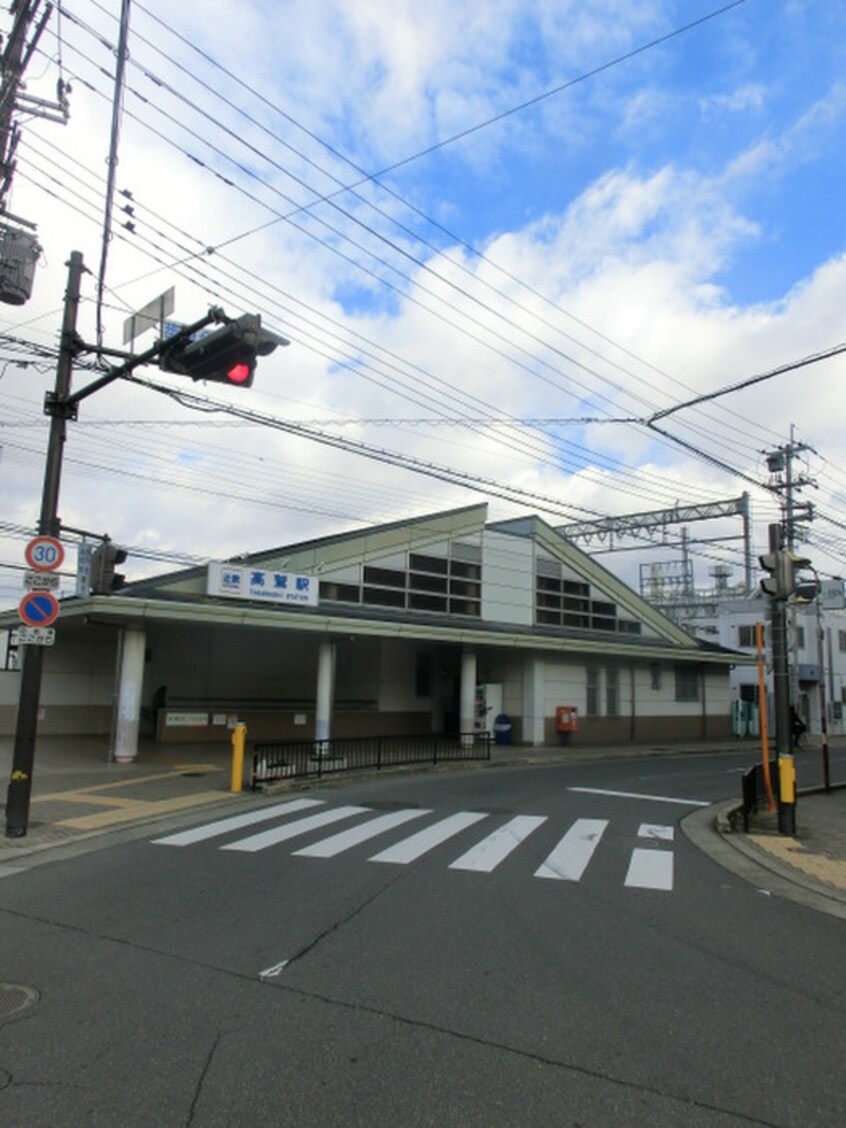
1,734,844,919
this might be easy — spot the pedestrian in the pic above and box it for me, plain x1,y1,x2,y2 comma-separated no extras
790,706,806,750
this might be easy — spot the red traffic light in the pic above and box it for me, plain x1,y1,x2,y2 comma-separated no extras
159,313,288,388
226,361,253,386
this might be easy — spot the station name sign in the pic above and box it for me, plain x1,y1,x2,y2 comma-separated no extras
206,563,318,607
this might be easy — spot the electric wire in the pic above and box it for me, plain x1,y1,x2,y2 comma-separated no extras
44,6,776,473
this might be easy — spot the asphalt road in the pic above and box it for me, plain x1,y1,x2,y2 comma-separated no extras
1,751,844,1126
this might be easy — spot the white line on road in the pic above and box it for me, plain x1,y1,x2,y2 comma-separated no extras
535,818,608,881
637,823,675,841
568,787,710,807
293,808,432,858
369,811,488,864
258,961,289,978
449,815,547,873
151,799,325,846
222,806,371,853
625,848,674,891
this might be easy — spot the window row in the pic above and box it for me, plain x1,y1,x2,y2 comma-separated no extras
319,557,482,617
536,577,641,635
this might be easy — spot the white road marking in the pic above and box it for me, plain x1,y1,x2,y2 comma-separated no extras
637,823,675,841
148,802,677,895
293,808,432,858
259,961,289,978
449,815,547,873
369,811,488,864
152,799,325,846
222,806,370,853
535,818,608,881
625,847,674,891
568,786,709,807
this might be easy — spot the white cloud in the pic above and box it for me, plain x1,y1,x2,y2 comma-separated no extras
699,83,766,120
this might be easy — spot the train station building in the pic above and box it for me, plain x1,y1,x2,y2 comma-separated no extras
0,505,744,762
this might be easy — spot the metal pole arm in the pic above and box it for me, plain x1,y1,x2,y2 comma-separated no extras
59,307,226,412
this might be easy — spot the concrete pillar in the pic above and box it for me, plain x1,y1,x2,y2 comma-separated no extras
314,639,336,746
522,656,546,746
112,626,146,764
459,649,477,741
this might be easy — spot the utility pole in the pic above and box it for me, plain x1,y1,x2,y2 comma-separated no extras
764,429,817,726
1,1,70,304
759,523,796,835
1,0,69,215
5,249,84,836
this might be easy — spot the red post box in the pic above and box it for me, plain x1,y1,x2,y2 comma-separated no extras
555,705,579,733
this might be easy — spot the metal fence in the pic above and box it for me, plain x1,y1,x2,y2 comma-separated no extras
251,732,491,788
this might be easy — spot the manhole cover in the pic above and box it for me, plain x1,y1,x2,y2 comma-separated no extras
0,983,39,1022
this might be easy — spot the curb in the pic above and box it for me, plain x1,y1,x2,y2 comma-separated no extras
681,795,846,921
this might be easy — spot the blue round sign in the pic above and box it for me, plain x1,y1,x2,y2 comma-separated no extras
19,590,59,628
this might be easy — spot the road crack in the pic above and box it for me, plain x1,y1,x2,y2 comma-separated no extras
185,1032,221,1127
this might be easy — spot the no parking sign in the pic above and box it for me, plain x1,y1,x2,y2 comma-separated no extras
19,590,60,628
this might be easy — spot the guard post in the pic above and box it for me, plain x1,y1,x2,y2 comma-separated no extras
778,753,796,836
230,722,247,793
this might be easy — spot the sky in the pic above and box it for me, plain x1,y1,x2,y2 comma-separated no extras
1,0,845,610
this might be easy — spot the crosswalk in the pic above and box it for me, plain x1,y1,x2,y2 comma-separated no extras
152,799,677,891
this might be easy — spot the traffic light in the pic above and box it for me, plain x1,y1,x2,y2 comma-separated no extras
783,552,818,602
91,540,127,594
159,314,288,387
759,552,783,599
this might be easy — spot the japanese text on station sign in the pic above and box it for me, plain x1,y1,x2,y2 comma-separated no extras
206,563,318,607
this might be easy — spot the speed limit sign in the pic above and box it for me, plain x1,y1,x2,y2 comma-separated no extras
24,535,65,573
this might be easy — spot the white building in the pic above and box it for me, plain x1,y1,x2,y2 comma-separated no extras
656,585,846,740
1,505,748,762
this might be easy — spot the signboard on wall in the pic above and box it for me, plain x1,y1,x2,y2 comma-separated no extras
206,563,318,608
819,579,845,610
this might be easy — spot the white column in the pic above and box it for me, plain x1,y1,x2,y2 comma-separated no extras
314,639,336,747
522,656,546,746
112,626,146,764
459,649,477,742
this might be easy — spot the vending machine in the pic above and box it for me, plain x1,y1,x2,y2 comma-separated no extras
475,683,503,735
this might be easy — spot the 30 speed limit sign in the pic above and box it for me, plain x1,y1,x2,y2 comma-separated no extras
24,535,65,573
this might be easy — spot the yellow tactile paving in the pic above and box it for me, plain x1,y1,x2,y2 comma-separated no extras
33,767,223,803
748,834,846,892
55,791,230,831
46,793,145,809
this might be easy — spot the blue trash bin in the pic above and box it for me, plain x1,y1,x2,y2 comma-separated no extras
493,713,512,745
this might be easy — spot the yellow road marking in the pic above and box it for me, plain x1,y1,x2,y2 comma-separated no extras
42,793,144,809
34,767,223,802
56,791,229,831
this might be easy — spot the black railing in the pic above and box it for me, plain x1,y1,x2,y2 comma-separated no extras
251,733,491,788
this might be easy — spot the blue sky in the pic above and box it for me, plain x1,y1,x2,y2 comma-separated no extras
1,0,845,604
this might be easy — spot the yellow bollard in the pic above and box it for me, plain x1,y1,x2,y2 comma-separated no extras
230,722,247,793
778,754,796,805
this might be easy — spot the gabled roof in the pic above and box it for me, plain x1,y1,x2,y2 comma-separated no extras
127,504,487,600
487,513,696,647
20,505,745,664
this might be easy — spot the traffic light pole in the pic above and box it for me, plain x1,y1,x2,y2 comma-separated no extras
6,250,84,837
4,259,278,835
764,524,796,836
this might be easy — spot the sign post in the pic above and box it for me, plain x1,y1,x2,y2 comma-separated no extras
5,251,82,839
